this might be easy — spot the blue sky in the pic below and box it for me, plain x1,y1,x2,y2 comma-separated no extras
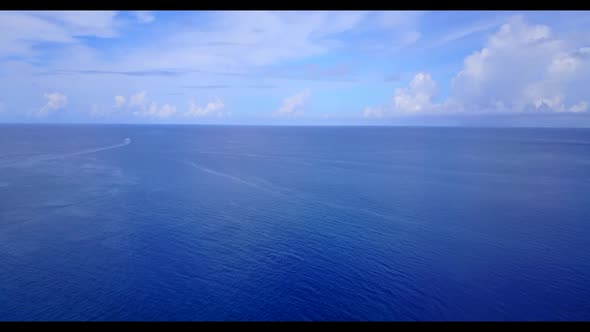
1,10,590,126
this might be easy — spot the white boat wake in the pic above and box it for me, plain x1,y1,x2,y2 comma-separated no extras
182,160,280,194
0,138,132,168
60,137,131,158
180,159,416,227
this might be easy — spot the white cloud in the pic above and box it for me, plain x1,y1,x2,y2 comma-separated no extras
0,11,422,118
426,16,506,49
570,101,588,113
376,11,422,30
40,11,119,37
0,11,119,58
149,102,158,115
132,101,176,119
548,52,579,78
156,104,176,118
401,31,422,46
0,11,371,88
116,91,177,119
363,72,438,118
363,16,590,118
450,15,589,114
187,99,225,117
114,95,126,108
129,91,147,107
38,92,68,116
362,106,386,118
133,11,155,24
392,72,437,113
351,11,422,53
115,11,368,71
277,90,311,115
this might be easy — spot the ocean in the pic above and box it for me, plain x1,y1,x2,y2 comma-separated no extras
1,124,589,321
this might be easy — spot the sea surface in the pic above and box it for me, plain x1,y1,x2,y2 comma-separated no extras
1,125,589,321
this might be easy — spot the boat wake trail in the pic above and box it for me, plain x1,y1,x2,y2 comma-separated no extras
0,138,132,168
59,138,131,158
181,160,400,223
193,150,314,166
182,160,283,195
193,150,376,168
179,159,420,229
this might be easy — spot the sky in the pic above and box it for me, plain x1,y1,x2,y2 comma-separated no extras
1,10,590,126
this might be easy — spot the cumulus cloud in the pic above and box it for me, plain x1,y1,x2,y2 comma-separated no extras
156,104,176,118
450,15,589,114
38,92,68,116
112,91,177,119
133,11,155,24
129,91,147,107
364,16,590,118
187,99,225,117
393,72,437,113
133,101,177,119
277,90,311,115
363,73,438,118
114,95,126,108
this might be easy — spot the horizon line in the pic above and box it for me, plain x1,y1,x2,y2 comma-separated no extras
1,122,590,130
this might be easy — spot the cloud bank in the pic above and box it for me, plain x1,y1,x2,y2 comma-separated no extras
364,16,590,118
109,91,226,120
187,99,226,117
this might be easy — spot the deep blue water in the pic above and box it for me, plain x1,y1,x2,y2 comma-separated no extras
1,125,589,321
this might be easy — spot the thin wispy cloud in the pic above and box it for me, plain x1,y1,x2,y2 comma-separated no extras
37,67,358,82
181,84,279,90
424,16,507,49
181,85,231,90
36,69,186,77
276,90,311,116
132,11,155,24
0,11,120,58
247,84,278,89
